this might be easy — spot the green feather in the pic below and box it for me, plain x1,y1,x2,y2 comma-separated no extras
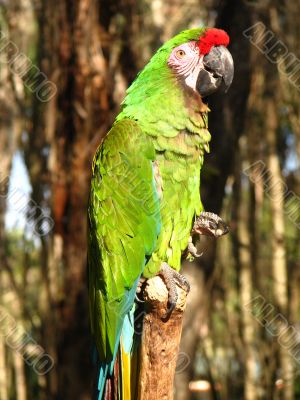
88,119,161,359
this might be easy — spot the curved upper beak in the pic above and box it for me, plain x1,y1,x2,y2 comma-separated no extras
196,45,234,98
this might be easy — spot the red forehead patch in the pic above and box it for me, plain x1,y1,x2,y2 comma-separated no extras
199,28,230,55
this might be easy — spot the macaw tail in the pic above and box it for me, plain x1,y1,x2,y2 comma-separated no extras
96,307,139,400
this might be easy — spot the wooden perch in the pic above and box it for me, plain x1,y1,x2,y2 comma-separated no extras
137,276,188,400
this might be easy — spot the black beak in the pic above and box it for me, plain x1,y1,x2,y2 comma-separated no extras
196,45,234,98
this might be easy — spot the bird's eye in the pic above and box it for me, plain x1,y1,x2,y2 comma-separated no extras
176,49,186,58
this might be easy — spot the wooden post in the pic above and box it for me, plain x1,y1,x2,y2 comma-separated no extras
137,276,188,400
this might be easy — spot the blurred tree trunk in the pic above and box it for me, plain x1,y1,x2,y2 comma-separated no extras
276,5,300,361
13,352,27,400
234,148,258,400
245,60,272,397
0,1,31,398
0,334,9,400
260,9,294,395
265,93,294,400
26,0,113,397
0,273,9,400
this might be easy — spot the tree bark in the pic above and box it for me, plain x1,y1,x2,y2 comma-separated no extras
137,276,187,400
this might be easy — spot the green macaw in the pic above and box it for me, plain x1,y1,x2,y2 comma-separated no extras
88,27,233,399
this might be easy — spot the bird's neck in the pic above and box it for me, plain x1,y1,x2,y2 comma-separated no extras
117,70,210,150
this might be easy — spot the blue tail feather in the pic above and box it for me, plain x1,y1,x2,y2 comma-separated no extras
97,362,110,400
95,277,139,399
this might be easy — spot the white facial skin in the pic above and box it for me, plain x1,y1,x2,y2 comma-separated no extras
167,41,204,91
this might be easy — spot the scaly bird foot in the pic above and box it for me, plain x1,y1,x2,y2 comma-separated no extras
192,211,229,238
159,262,190,319
186,212,229,260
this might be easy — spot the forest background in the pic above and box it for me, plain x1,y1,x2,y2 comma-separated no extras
0,1,300,399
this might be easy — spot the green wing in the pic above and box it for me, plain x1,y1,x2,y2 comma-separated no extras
88,119,161,360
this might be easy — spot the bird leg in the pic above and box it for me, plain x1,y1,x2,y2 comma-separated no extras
187,211,229,259
137,213,228,312
159,262,190,319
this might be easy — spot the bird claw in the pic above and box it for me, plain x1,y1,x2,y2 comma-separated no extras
135,294,145,303
159,262,190,319
135,277,146,303
192,211,229,238
187,236,203,259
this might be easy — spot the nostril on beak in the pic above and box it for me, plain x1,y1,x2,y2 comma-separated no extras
203,65,221,81
213,72,221,79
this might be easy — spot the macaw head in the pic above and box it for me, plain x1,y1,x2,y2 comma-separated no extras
166,28,234,98
118,28,234,123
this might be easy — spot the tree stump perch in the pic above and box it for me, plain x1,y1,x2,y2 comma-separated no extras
137,276,188,400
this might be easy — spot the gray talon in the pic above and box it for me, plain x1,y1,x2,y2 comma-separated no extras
187,236,203,258
165,300,176,318
135,278,146,303
159,262,190,318
135,294,145,303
